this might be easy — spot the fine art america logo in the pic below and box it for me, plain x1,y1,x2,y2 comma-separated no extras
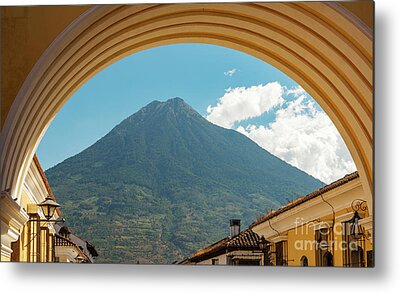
292,217,368,252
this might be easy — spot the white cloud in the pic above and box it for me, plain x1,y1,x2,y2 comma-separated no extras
236,94,356,183
206,82,284,128
224,68,238,77
285,85,306,97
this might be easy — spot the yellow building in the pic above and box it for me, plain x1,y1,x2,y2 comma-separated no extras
0,155,96,263
1,155,60,262
53,226,98,263
251,172,373,267
178,172,373,267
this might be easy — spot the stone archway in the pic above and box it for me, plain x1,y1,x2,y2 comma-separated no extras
0,3,373,211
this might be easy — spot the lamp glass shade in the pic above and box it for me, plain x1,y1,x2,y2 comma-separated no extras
258,237,268,250
75,255,85,263
38,196,60,220
349,211,363,239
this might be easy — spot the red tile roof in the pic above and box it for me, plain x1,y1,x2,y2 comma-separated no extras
188,229,261,263
249,171,360,228
33,154,61,215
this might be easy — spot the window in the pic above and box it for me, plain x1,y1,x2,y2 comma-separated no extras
323,251,333,266
211,258,219,265
236,259,260,266
300,256,308,267
350,246,364,267
367,250,374,267
342,221,365,267
275,241,288,266
315,228,332,266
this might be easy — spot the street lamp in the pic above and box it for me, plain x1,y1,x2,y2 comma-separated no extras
349,199,367,240
75,255,85,263
38,196,60,221
28,195,65,223
349,211,364,239
258,236,270,266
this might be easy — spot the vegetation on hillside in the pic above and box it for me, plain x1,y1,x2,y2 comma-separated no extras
46,98,323,264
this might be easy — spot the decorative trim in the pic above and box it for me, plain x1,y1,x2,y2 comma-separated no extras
252,178,365,238
359,215,373,231
270,235,288,243
335,212,354,223
0,192,29,258
1,243,13,260
0,192,29,226
313,221,333,231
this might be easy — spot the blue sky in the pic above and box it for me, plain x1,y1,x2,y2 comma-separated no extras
37,43,355,183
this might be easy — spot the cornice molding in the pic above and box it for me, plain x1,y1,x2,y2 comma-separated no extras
1,192,29,256
1,243,13,260
271,235,288,243
252,181,367,239
313,220,333,231
335,211,354,222
0,191,29,226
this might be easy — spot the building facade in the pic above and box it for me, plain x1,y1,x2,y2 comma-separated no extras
1,155,60,262
251,172,373,267
178,172,373,267
54,225,98,263
1,155,96,263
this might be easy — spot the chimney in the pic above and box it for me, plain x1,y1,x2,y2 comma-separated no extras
229,219,241,238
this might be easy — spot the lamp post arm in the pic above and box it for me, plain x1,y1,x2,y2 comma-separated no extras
27,218,66,223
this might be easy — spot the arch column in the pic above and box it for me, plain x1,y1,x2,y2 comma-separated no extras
0,191,29,261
